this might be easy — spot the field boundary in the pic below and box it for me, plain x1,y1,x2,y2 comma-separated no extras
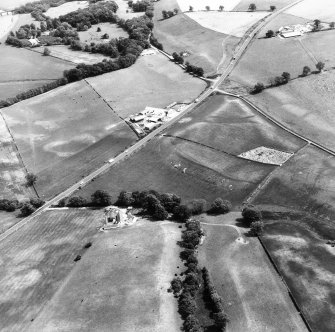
25,47,77,65
258,236,313,332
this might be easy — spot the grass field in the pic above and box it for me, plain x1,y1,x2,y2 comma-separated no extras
45,1,88,18
29,220,182,332
229,37,316,86
77,134,276,206
0,115,35,201
186,11,268,37
286,0,335,21
262,220,335,332
0,208,102,331
2,80,137,199
247,70,335,150
167,93,305,156
87,52,206,118
31,45,108,65
234,0,297,11
198,213,307,331
153,0,239,76
78,22,128,43
252,145,335,220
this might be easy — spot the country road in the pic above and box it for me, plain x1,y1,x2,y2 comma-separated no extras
0,0,306,242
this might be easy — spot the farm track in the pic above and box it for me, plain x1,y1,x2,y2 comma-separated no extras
0,0,306,243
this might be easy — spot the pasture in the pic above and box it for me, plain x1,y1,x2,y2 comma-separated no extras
186,11,268,37
2,80,137,199
286,0,335,21
234,0,297,11
0,115,35,201
79,22,128,43
229,37,315,86
87,52,206,118
167,93,305,156
45,1,88,18
0,208,101,331
198,213,307,331
32,45,108,65
176,0,240,12
29,220,182,332
153,1,239,76
252,145,335,221
262,220,335,332
248,70,335,151
78,135,275,206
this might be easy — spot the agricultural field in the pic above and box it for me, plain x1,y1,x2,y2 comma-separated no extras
252,145,335,220
262,220,335,332
0,45,73,100
87,52,206,118
2,80,137,199
186,11,269,37
0,211,23,235
0,115,35,201
77,134,276,206
78,22,128,43
198,213,307,331
167,93,305,156
247,70,335,151
31,45,108,65
45,1,88,18
229,37,315,86
0,208,102,331
176,0,241,12
29,220,182,331
153,0,239,76
286,0,335,21
0,14,19,40
234,0,297,11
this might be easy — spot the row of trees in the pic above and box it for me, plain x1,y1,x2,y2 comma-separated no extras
0,197,45,216
161,9,179,19
252,62,325,94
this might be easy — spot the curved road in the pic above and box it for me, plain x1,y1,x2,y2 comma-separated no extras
0,0,306,242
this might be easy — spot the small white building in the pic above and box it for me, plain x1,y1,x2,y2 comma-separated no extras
130,114,145,122
28,38,40,47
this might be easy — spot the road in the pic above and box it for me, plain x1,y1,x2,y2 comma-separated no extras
0,0,305,242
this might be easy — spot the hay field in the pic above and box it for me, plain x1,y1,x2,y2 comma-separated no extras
0,45,73,82
153,2,239,76
0,209,101,331
176,0,240,12
2,80,137,199
168,94,304,156
234,0,297,11
186,11,268,37
79,22,128,43
45,1,88,18
198,214,307,332
87,52,206,118
0,115,35,200
286,0,335,21
252,145,335,220
31,45,108,64
78,135,275,206
248,70,335,151
229,37,315,86
262,221,335,332
29,220,182,331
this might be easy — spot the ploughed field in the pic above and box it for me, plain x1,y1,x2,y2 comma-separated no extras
2,81,137,200
198,213,307,332
0,209,101,331
262,220,335,332
87,52,207,118
29,220,182,332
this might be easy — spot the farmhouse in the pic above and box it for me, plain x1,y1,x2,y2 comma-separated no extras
102,206,137,229
279,23,313,38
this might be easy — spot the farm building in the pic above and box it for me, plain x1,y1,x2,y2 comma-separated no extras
28,38,40,46
130,114,145,122
141,49,156,56
279,23,313,38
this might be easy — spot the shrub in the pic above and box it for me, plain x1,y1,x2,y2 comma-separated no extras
29,198,45,209
180,248,195,261
91,190,111,206
67,196,88,207
210,198,232,214
242,205,262,225
153,203,168,220
265,30,274,38
170,276,183,294
253,82,265,94
173,205,192,222
250,220,264,236
84,242,92,249
43,47,51,56
25,173,37,186
117,191,135,206
74,255,81,262
159,193,181,212
20,203,36,217
183,314,203,332
187,199,207,215
213,311,229,331
178,291,197,317
58,198,67,207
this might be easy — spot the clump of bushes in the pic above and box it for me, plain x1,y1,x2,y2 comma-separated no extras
242,204,262,226
209,198,232,214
